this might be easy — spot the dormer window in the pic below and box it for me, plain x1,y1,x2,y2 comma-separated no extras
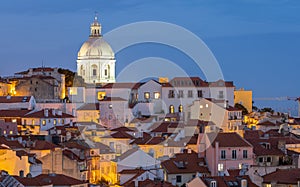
241,179,247,187
210,181,217,187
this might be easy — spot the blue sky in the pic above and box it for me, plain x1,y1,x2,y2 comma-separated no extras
0,0,299,113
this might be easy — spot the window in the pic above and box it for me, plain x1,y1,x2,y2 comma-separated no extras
266,157,271,162
154,92,160,99
32,120,35,125
218,163,224,171
188,90,193,98
220,150,226,159
211,181,217,187
169,105,175,114
9,131,13,135
116,145,122,154
218,91,224,99
178,105,183,113
243,150,248,159
266,184,271,187
168,90,175,98
258,157,263,163
42,120,46,126
109,104,112,109
232,150,237,159
24,120,27,125
197,90,203,98
176,175,182,183
92,65,97,76
12,119,17,123
144,92,150,99
53,119,57,125
178,90,184,98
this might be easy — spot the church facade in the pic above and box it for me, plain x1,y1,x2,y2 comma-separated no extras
77,16,116,84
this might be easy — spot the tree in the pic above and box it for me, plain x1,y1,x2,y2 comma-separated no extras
234,103,249,115
259,107,274,114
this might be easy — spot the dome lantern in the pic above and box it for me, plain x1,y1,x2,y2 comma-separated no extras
90,13,101,38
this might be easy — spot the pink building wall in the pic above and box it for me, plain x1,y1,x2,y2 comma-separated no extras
206,142,254,176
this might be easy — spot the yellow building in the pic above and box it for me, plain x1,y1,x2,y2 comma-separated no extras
234,88,252,113
0,146,33,176
76,103,100,123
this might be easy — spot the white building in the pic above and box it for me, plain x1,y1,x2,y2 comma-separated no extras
77,15,116,84
187,98,242,132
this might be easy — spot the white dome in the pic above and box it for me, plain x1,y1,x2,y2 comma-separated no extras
77,37,115,60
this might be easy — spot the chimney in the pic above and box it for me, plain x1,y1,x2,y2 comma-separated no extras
134,180,139,187
44,109,49,117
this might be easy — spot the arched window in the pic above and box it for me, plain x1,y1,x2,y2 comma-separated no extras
178,105,183,113
92,65,97,76
169,105,174,114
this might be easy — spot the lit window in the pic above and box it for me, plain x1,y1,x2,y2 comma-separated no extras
53,119,57,125
178,105,183,113
144,92,150,99
206,104,209,108
154,92,160,99
12,119,17,123
3,130,6,134
9,131,13,135
266,184,271,187
218,163,224,171
109,104,112,109
42,120,46,126
200,105,203,109
32,120,35,125
169,105,174,114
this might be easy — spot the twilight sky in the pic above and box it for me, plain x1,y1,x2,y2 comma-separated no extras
0,0,299,113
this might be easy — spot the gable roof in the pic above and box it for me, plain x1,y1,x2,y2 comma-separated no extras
24,109,74,118
0,109,32,117
161,152,210,174
77,103,99,110
0,96,31,103
263,168,300,185
208,132,252,148
15,173,88,186
101,82,144,89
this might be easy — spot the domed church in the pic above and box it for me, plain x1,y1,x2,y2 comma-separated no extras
77,15,116,84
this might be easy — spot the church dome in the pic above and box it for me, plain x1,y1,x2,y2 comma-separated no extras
78,37,115,60
77,15,115,60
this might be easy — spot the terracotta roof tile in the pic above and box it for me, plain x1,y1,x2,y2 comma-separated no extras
209,132,252,148
263,168,300,185
24,109,74,118
161,152,210,174
0,96,31,103
77,103,99,110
